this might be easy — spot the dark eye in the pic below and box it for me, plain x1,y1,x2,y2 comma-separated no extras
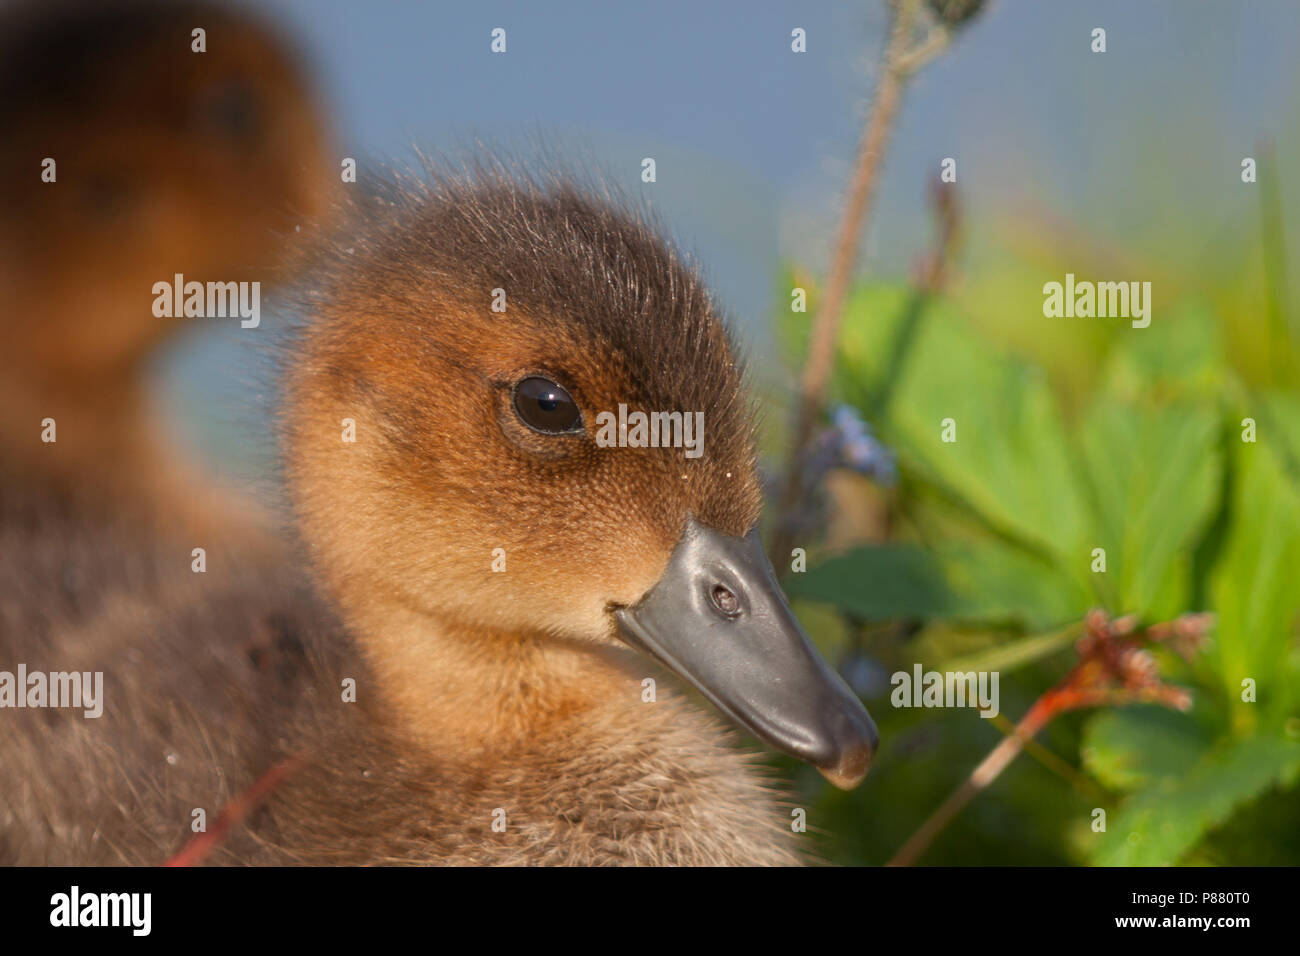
512,377,583,435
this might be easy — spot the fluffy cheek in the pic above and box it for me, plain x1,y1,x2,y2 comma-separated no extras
513,539,673,643
431,528,673,644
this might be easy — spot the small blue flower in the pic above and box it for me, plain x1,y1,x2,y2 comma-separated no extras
829,404,896,484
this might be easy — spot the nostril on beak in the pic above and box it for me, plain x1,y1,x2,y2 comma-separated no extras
709,583,740,618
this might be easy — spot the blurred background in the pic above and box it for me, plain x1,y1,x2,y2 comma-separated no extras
153,0,1300,865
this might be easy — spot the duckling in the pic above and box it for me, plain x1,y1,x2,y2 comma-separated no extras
0,165,877,865
0,0,331,532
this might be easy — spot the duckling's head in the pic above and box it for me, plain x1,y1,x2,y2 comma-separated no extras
0,0,331,377
287,165,877,788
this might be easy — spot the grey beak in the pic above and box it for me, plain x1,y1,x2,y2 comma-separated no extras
614,517,878,790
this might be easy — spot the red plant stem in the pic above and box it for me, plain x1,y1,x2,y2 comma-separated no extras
163,755,305,867
885,655,1192,868
886,694,1056,867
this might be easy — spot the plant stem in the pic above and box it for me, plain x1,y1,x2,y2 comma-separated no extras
884,608,1204,866
164,755,304,866
988,711,1107,801
770,0,925,566
887,696,1053,867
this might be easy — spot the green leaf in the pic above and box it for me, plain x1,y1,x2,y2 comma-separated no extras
940,540,1091,628
776,278,918,413
1096,300,1227,403
780,280,1094,588
1090,734,1300,866
787,545,952,619
1208,433,1300,728
1077,400,1221,619
878,298,1093,576
939,626,1079,676
1081,706,1213,793
788,539,1088,630
1257,391,1300,481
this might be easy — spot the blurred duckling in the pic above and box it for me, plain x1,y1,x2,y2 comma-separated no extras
0,165,877,865
0,0,332,531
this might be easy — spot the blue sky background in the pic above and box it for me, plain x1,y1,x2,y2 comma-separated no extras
157,0,1300,478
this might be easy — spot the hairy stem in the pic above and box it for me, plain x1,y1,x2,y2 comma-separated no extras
770,0,929,565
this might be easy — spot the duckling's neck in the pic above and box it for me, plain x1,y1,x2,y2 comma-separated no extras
354,602,640,758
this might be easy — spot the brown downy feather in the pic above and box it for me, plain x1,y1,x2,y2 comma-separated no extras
0,164,807,865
